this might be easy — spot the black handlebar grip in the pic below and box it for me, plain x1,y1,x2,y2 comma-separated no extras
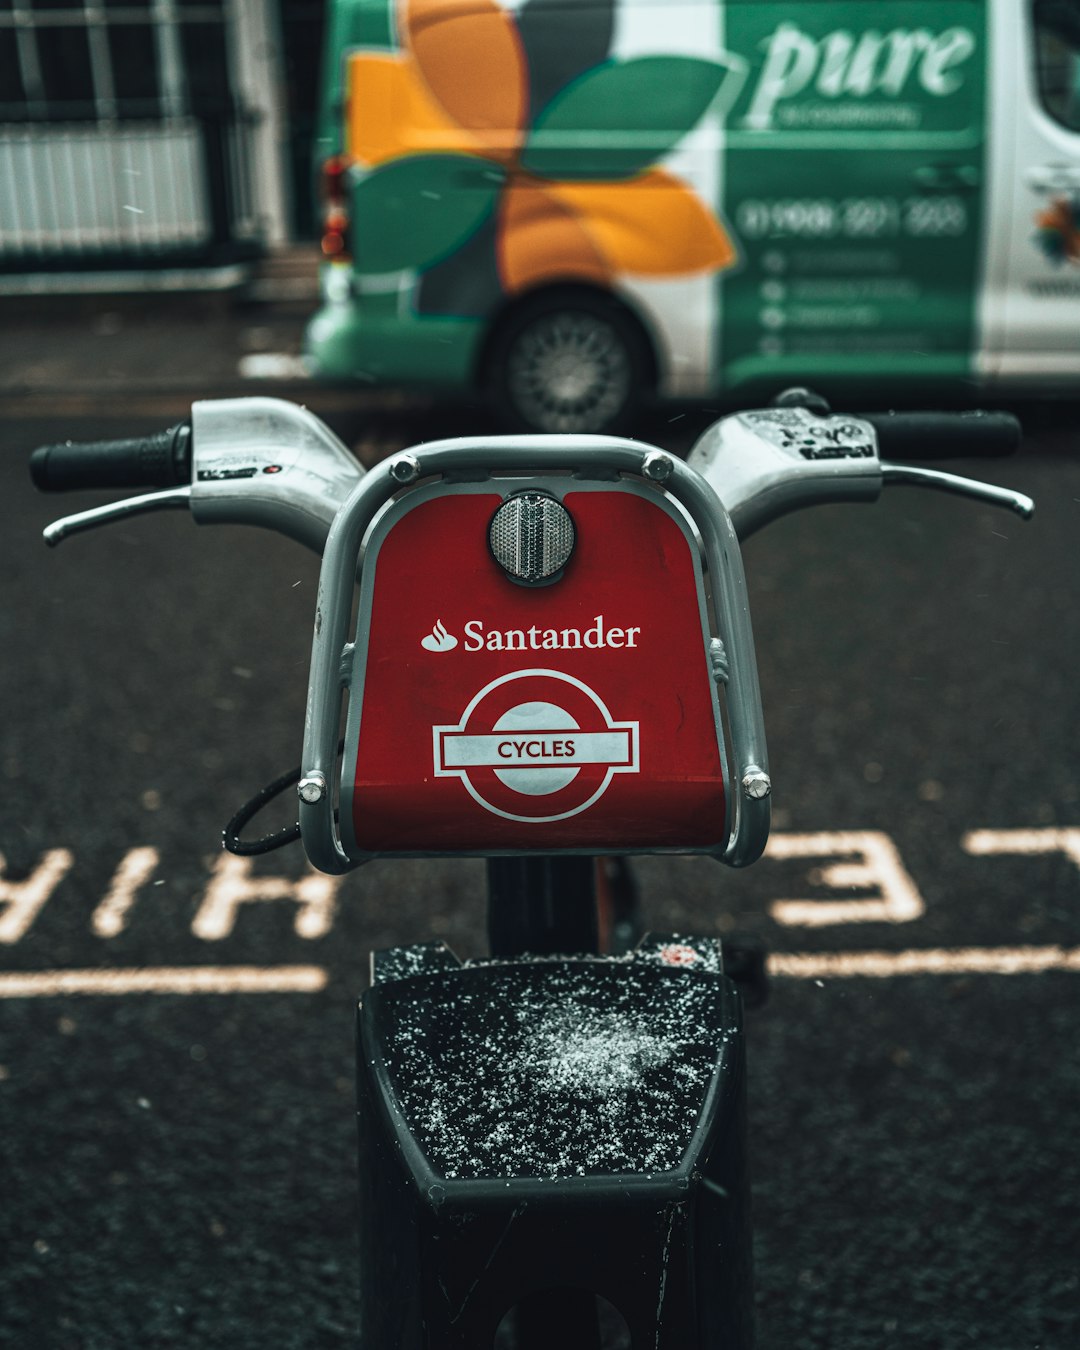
30,422,192,492
862,410,1021,460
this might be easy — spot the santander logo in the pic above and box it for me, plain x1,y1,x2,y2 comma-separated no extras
420,615,641,655
421,619,458,653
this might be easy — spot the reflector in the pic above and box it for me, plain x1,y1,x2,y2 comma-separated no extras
489,492,574,583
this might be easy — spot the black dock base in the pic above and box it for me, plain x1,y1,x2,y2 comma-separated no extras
355,936,753,1349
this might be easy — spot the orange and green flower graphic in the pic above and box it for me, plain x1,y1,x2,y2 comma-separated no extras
1035,195,1080,266
342,0,739,316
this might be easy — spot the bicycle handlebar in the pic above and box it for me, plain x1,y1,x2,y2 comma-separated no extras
862,410,1021,460
29,423,193,492
30,397,1032,555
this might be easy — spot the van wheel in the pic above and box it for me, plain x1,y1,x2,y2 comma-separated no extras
487,293,651,434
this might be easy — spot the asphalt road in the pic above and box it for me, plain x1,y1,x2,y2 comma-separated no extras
1,400,1078,1349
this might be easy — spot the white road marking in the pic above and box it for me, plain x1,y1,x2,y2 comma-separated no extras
765,831,925,927
238,352,310,380
192,854,344,940
0,966,328,997
770,945,1080,979
0,849,75,944
1,947,1079,998
92,847,160,938
2,832,1078,996
963,827,1080,867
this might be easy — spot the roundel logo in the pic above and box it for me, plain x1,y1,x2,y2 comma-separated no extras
433,669,640,823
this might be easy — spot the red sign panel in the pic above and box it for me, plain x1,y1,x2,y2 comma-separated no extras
348,487,727,852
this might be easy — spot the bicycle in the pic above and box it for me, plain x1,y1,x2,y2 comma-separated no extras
31,391,1033,1348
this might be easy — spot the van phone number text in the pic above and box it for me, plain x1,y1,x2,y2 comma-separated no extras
737,195,969,241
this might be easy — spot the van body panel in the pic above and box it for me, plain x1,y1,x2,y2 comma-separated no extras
992,0,1080,378
973,0,1019,380
309,267,485,386
315,0,396,166
305,0,1080,418
719,0,987,393
606,0,734,396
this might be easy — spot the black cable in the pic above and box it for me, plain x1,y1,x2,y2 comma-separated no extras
222,740,344,856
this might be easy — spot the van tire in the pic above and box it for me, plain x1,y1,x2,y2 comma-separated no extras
486,291,652,435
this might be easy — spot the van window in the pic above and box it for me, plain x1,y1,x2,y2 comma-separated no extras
1033,0,1080,131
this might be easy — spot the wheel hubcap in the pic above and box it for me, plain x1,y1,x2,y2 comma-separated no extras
507,311,632,433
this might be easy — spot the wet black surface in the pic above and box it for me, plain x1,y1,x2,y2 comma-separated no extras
1,402,1078,1348
373,959,737,1178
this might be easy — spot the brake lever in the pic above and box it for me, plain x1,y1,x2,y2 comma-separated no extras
42,487,193,547
881,463,1034,519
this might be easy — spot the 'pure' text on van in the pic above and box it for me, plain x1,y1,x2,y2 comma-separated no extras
744,22,977,130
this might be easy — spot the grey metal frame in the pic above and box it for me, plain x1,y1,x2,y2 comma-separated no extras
299,435,771,876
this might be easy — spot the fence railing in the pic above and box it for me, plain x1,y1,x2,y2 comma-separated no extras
0,116,264,266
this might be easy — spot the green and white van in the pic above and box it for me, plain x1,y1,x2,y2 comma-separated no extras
305,0,1080,431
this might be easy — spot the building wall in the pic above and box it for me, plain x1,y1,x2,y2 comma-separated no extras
0,0,312,275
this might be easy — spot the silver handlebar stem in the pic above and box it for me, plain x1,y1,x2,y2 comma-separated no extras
189,396,365,554
687,409,884,539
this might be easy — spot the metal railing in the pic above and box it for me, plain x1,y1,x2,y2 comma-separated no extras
0,115,264,266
